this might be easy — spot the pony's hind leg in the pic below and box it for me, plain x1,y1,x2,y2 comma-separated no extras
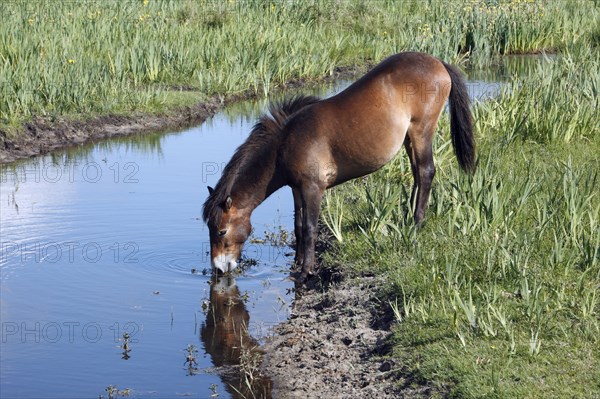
292,186,304,267
407,123,437,225
403,137,418,217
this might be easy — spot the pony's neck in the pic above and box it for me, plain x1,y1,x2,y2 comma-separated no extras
228,148,286,213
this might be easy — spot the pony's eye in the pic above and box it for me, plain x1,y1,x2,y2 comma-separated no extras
218,229,227,237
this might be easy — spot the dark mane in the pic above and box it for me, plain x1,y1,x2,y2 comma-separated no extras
202,95,320,225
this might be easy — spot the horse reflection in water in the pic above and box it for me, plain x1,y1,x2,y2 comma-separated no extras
201,275,272,398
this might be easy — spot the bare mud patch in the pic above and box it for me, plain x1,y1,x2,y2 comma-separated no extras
261,266,405,399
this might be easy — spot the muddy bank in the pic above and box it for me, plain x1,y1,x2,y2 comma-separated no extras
0,99,223,164
261,271,397,398
261,262,440,399
0,65,369,164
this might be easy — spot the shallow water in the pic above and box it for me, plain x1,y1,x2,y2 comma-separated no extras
0,60,539,398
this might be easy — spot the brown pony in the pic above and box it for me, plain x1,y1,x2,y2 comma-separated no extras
203,52,475,280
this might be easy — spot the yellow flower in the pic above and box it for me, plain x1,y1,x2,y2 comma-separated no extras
143,0,149,6
68,59,75,64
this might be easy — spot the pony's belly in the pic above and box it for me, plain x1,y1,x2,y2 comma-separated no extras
331,142,404,186
330,123,407,185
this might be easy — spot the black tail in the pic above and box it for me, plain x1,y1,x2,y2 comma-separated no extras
443,62,476,173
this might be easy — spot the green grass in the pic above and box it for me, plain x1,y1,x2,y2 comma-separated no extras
321,45,600,397
1,0,599,133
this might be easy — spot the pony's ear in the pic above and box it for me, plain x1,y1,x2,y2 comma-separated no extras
207,186,214,195
225,195,232,210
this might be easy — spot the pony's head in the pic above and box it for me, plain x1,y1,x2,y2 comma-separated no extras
204,187,252,274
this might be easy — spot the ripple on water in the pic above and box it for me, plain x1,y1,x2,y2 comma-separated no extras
136,249,208,277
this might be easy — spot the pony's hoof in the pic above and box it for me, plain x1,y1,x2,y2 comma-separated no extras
289,269,314,284
299,269,316,282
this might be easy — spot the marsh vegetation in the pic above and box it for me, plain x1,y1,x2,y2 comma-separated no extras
2,0,597,134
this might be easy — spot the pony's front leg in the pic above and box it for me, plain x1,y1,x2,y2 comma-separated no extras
299,184,324,280
292,186,304,267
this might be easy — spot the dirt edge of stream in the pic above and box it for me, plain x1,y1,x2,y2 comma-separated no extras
260,230,444,399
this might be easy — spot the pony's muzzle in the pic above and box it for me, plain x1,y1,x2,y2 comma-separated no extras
212,254,239,274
